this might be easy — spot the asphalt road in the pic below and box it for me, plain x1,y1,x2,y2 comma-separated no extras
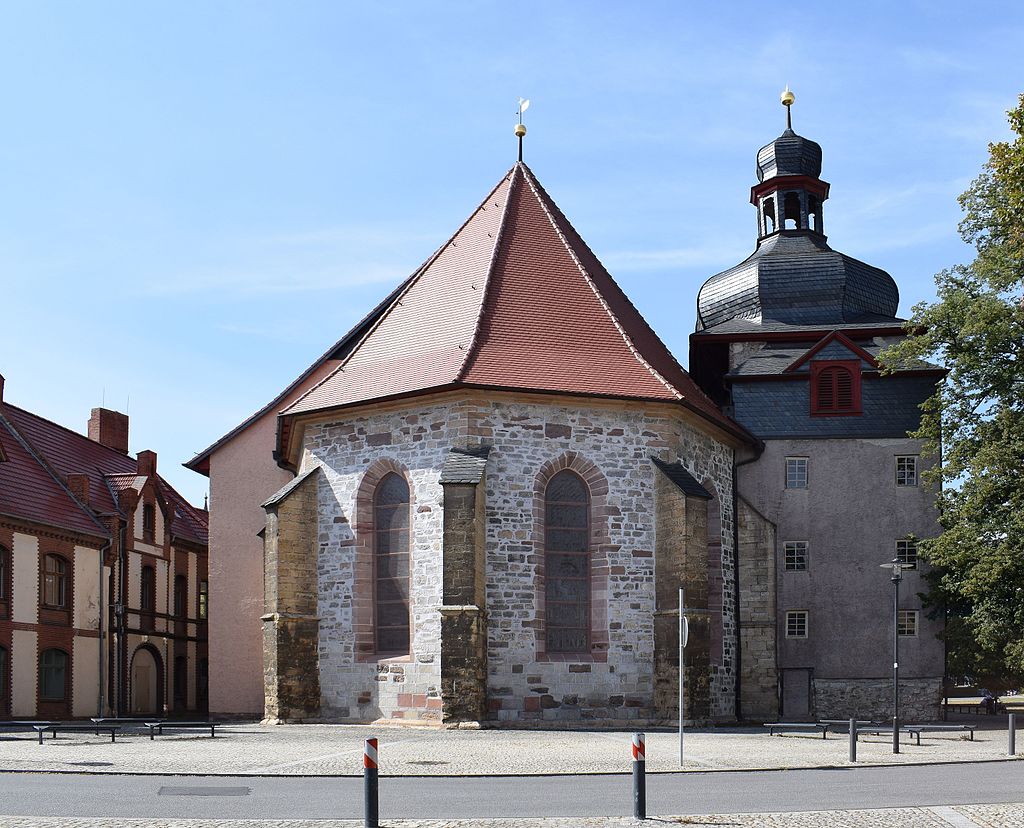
0,762,1021,820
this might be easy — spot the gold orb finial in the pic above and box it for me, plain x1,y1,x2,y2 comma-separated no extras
514,123,527,138
780,85,795,107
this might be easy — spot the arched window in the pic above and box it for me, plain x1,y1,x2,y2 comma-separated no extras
374,473,410,655
762,197,776,235
142,503,156,543
42,554,68,608
174,574,187,617
141,565,156,611
808,195,822,233
783,192,801,229
544,470,591,654
39,648,68,700
810,361,861,415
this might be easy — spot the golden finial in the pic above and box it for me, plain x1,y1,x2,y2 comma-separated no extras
515,97,530,162
780,85,795,129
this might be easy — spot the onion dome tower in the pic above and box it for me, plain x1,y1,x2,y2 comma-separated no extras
695,88,900,332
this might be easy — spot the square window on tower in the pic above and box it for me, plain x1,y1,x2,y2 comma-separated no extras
809,360,862,416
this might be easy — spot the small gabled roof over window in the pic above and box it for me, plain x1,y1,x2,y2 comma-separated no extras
650,457,712,499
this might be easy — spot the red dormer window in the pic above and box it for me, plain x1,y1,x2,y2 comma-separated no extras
810,360,862,416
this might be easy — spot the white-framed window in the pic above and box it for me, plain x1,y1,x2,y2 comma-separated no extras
785,457,808,489
784,541,809,571
896,456,918,487
898,609,919,637
785,610,808,638
896,539,918,570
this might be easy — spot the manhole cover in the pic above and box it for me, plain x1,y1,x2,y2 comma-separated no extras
158,787,251,797
406,760,449,766
64,761,114,767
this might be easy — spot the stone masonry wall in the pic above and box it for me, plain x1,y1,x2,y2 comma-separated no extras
299,392,737,726
466,397,735,725
813,677,943,723
736,496,778,721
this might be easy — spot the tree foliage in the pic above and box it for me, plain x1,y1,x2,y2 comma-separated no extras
882,94,1024,685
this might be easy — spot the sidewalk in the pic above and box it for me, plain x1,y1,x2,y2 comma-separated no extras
0,803,1021,827
0,723,1019,776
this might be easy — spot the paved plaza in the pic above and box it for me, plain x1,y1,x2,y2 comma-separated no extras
0,804,1021,827
0,722,1019,776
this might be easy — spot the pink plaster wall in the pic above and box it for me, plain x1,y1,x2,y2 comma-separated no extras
206,362,339,716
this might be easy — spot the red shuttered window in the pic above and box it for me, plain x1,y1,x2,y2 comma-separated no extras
810,360,862,416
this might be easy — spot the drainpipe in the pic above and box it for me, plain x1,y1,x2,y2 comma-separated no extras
733,441,765,723
114,521,127,718
97,537,111,718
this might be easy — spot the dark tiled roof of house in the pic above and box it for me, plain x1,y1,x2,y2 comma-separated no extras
0,403,206,545
280,163,748,446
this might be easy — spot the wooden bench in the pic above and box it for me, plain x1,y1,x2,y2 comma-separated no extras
852,726,915,742
90,717,163,735
34,724,119,744
764,722,830,739
144,721,220,740
944,701,1006,715
905,724,977,745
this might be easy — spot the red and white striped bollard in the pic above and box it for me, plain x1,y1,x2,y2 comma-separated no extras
364,737,378,828
632,731,646,819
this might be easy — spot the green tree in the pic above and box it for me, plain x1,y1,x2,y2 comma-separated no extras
882,94,1024,687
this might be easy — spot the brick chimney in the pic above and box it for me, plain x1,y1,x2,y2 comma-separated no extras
137,449,157,477
88,408,129,454
67,473,91,507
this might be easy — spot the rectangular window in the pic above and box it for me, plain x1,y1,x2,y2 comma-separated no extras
198,580,208,620
142,504,156,543
785,457,808,489
896,539,918,570
898,609,919,637
784,541,809,571
785,610,808,639
896,456,918,487
810,360,862,416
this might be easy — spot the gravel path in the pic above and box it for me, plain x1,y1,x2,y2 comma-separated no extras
1,723,1018,776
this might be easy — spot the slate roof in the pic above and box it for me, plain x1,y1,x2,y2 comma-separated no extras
694,315,907,338
728,340,942,378
0,402,207,545
695,233,901,332
280,163,748,449
650,457,712,499
757,128,823,181
439,447,491,484
261,465,320,509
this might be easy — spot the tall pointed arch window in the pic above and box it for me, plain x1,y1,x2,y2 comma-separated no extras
544,470,591,654
374,473,410,655
810,361,862,416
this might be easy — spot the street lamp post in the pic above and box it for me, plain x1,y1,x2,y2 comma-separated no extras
880,557,909,754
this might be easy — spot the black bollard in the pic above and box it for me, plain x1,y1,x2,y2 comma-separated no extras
1010,714,1017,757
849,717,857,763
632,732,646,820
364,737,379,828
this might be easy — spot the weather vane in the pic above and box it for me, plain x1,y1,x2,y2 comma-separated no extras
515,97,530,162
781,85,795,130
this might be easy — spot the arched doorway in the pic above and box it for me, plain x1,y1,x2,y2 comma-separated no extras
130,645,163,715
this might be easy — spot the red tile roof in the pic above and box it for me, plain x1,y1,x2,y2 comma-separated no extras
0,403,207,544
280,163,748,446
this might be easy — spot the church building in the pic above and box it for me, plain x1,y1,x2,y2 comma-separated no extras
189,94,944,726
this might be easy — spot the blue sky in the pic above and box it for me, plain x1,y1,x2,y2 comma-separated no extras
1,2,1022,505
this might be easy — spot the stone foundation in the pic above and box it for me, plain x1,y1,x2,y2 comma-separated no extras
813,677,943,722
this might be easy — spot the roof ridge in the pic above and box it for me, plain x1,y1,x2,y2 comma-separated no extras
455,166,519,381
0,412,109,536
517,164,682,402
284,168,518,416
3,402,134,464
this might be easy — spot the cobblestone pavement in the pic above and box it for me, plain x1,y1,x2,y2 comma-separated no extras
0,804,1022,827
0,723,1019,776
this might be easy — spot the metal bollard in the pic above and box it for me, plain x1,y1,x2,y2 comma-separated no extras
364,737,379,828
1010,714,1017,757
632,732,647,820
848,717,857,763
